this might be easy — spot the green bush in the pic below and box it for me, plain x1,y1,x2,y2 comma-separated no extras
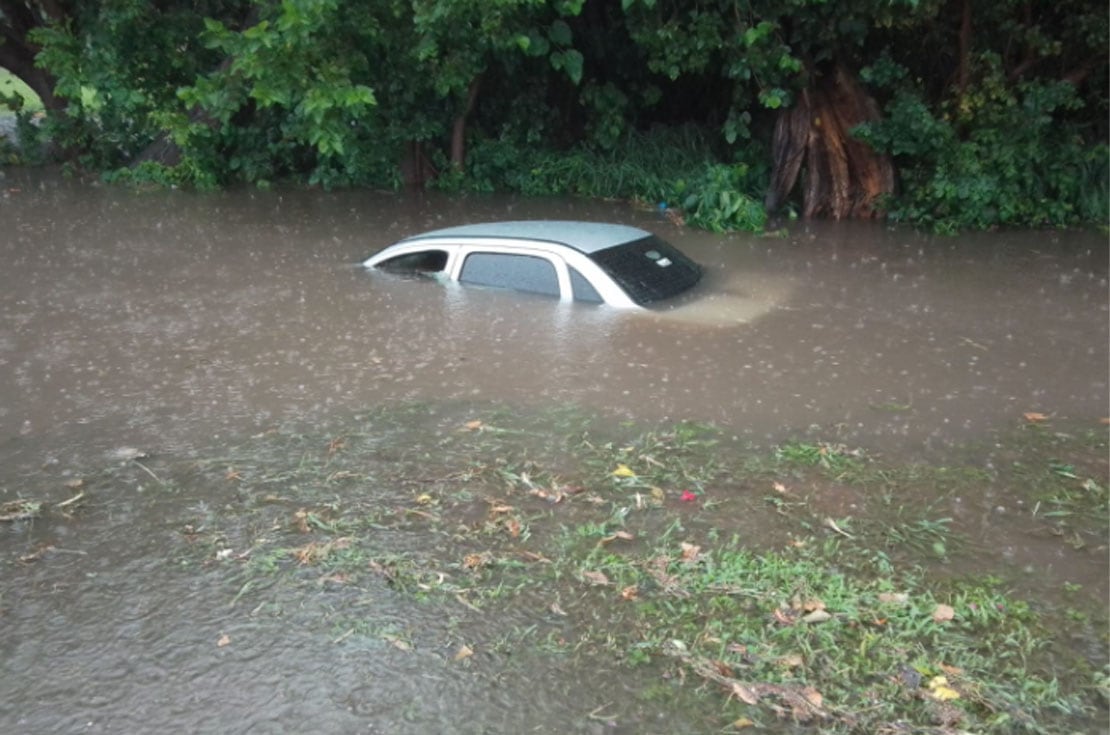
858,58,1109,233
432,126,770,233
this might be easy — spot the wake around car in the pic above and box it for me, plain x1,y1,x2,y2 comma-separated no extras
362,221,702,309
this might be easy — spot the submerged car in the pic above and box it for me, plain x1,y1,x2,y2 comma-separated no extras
362,220,702,309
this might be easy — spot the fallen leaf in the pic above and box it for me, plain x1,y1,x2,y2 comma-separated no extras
927,675,961,701
463,420,483,431
731,683,760,705
1023,412,1049,423
64,478,85,490
415,493,434,505
878,592,909,605
600,530,635,545
611,464,636,478
506,518,522,538
772,481,789,494
384,635,412,651
463,552,493,570
801,609,832,624
731,717,756,729
620,585,639,601
217,634,231,647
680,542,702,562
778,653,804,669
582,570,610,586
802,687,824,708
823,517,854,538
489,504,514,514
773,608,796,625
802,598,826,612
932,603,956,622
454,644,474,661
650,486,665,502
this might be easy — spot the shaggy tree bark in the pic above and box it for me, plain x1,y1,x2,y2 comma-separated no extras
765,65,894,220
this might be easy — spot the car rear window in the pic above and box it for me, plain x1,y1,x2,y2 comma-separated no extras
589,236,702,305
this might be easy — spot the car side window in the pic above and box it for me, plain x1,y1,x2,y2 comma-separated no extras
569,266,603,303
377,249,449,273
459,252,560,297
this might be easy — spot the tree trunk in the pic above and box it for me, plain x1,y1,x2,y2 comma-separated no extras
400,140,437,186
449,77,482,171
765,64,894,220
957,0,972,99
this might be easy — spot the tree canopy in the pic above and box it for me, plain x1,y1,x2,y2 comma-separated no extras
1,0,1106,231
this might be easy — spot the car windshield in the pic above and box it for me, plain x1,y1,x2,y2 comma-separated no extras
589,235,702,305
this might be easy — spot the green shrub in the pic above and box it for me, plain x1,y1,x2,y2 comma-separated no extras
858,57,1109,233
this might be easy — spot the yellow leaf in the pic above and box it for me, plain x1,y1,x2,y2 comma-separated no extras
928,676,961,701
611,463,636,478
454,644,474,661
1023,412,1049,423
932,685,961,701
463,420,483,431
730,717,756,729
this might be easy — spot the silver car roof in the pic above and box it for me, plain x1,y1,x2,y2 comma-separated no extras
397,220,652,255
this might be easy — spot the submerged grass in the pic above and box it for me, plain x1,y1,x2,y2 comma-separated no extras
6,402,1106,732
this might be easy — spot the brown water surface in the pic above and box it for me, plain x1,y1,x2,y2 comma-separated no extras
2,173,1105,469
1,170,1106,733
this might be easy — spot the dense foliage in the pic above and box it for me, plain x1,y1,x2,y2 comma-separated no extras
1,0,1106,231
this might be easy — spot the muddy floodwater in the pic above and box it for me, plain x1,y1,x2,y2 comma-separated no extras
0,170,1107,733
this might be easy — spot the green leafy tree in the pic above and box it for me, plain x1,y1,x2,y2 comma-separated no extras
6,0,1106,230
